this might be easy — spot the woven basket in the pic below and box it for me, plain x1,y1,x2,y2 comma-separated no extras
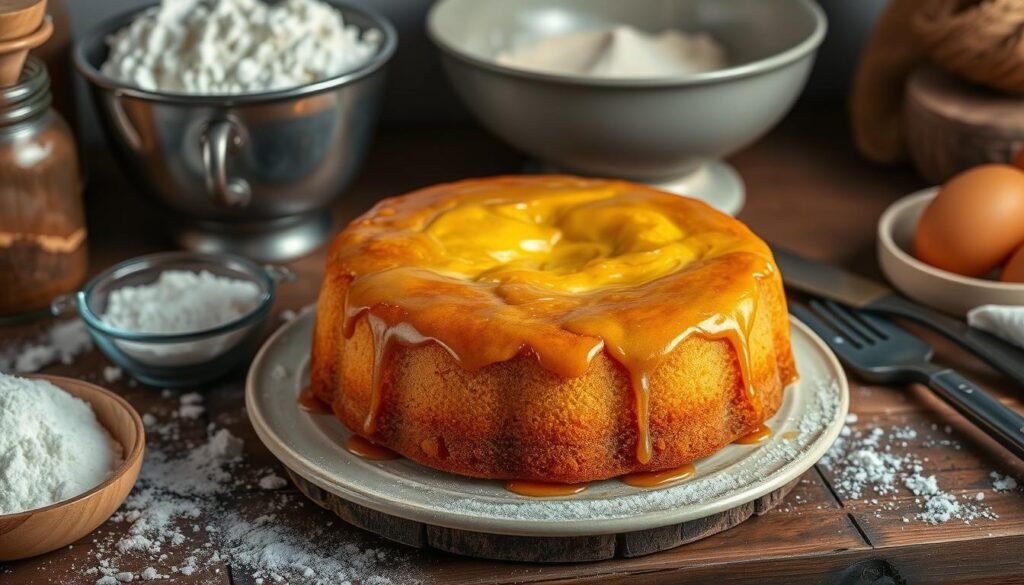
916,0,1024,95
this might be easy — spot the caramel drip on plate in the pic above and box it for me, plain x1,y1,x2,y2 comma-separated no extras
345,435,399,460
298,386,331,414
334,177,790,463
504,480,588,497
782,430,799,441
621,463,696,488
735,423,773,445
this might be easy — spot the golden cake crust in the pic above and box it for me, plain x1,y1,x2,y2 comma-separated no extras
310,176,796,483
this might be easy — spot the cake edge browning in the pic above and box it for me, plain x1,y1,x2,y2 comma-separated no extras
310,265,796,484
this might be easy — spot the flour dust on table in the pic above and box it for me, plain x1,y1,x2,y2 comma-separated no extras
0,318,92,373
80,390,420,585
819,415,1018,524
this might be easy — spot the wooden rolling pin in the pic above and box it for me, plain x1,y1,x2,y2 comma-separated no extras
0,0,52,86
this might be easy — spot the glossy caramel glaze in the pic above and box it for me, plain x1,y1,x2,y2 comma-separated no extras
298,386,331,414
735,423,773,445
621,463,696,488
311,176,797,482
504,480,588,497
344,435,399,460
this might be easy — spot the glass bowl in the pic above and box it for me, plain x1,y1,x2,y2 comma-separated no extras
54,251,292,387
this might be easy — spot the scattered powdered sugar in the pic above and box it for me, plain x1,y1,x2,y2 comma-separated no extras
103,366,124,384
279,304,315,324
439,377,843,521
991,471,1019,492
258,473,288,490
270,364,288,381
176,392,205,420
0,319,93,373
0,373,123,514
87,390,416,585
820,419,1000,524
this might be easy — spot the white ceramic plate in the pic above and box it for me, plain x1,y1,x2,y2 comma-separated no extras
878,187,1024,317
246,310,848,537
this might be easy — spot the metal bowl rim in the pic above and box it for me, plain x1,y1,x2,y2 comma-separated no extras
75,251,277,343
426,0,826,89
71,0,398,105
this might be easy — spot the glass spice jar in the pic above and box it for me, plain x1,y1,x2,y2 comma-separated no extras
0,57,86,316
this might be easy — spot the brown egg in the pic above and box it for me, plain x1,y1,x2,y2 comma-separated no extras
1002,244,1024,283
915,164,1024,277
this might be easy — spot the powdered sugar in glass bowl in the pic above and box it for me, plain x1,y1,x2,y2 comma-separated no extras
54,252,292,387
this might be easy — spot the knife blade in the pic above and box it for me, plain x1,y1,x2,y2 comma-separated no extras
774,246,1024,388
773,248,891,308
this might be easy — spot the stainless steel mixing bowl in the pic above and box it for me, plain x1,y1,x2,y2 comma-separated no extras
428,0,825,196
73,2,397,261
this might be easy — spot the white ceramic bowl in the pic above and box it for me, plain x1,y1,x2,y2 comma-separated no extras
877,188,1024,317
427,0,825,182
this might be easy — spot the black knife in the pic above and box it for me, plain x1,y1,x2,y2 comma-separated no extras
774,247,1024,388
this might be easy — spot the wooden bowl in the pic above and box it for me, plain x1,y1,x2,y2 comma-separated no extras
877,188,1024,317
0,375,145,561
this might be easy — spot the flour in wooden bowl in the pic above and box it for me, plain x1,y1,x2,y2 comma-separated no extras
0,373,123,515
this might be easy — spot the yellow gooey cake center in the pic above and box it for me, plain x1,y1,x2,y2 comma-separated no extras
422,190,716,292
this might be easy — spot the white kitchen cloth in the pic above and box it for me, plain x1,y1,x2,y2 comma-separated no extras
967,305,1024,349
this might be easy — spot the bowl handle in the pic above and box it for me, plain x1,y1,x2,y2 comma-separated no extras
110,91,142,151
264,265,296,283
50,293,77,317
200,118,251,208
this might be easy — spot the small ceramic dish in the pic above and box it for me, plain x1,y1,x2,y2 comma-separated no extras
53,251,293,387
0,375,144,561
877,188,1024,316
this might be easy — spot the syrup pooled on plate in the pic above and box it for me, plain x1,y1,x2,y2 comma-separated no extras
621,463,696,488
735,423,772,445
504,480,588,497
298,386,331,414
345,435,399,461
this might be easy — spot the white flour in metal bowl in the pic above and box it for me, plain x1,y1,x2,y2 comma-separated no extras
102,0,382,94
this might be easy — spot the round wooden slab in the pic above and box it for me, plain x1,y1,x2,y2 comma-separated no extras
285,466,799,561
906,65,1024,183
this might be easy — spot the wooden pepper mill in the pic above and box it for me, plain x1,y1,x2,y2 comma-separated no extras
0,0,52,87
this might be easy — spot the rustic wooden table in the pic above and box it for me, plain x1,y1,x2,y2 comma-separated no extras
4,105,1024,584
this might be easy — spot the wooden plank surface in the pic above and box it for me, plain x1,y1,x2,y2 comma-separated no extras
3,105,1024,583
